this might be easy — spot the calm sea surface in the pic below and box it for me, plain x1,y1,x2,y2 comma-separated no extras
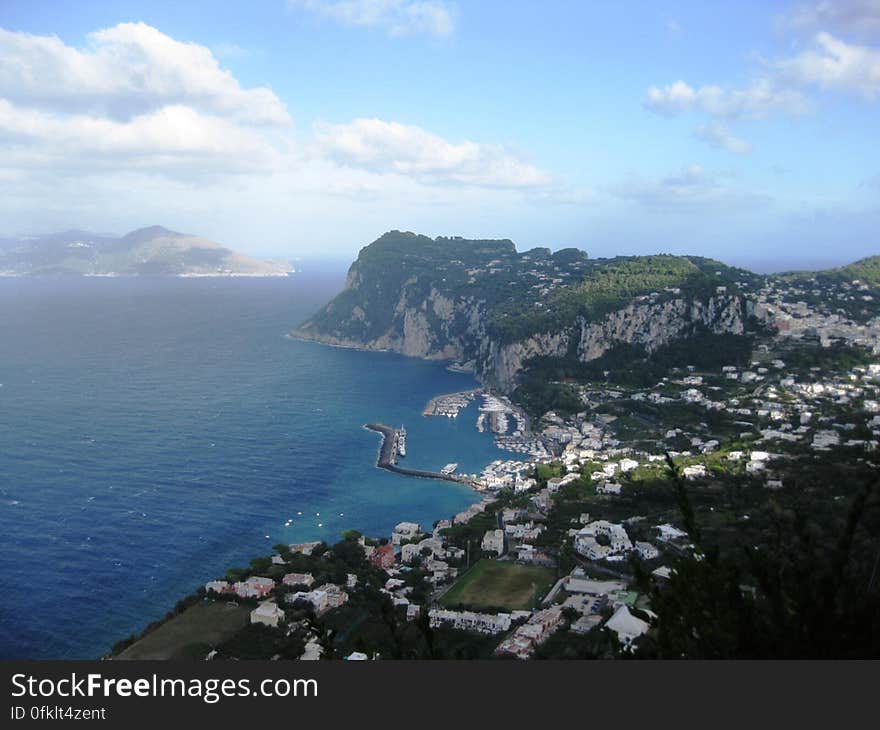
0,275,512,658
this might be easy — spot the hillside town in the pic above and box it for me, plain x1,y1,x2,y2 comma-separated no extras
114,274,880,661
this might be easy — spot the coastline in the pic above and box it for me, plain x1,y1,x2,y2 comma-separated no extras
103,368,496,659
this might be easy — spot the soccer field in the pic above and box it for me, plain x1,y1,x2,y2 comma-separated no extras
440,560,556,611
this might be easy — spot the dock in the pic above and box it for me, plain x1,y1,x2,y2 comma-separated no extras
364,423,475,485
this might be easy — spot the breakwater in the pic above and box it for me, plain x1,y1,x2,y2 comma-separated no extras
364,423,474,485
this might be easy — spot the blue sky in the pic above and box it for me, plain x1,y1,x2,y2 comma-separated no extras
0,0,878,270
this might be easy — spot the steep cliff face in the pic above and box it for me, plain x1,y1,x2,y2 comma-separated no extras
295,231,759,392
476,295,746,390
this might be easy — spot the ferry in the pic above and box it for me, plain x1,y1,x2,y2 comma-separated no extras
440,462,458,475
397,426,407,457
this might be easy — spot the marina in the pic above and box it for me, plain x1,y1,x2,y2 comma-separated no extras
422,389,479,417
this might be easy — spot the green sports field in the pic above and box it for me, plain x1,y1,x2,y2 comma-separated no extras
440,560,556,611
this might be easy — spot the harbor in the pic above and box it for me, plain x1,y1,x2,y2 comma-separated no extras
423,387,547,458
364,423,477,486
422,389,479,417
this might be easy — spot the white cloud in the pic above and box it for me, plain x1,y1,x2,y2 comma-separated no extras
0,23,291,124
289,0,455,37
0,100,282,175
609,164,768,210
772,32,880,99
645,79,810,119
693,121,753,154
313,117,553,188
784,0,880,41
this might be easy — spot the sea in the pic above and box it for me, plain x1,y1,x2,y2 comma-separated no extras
0,273,516,659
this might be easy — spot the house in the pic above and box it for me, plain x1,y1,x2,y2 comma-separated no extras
683,464,707,480
481,529,505,555
286,583,348,616
604,605,649,647
250,600,285,628
655,523,688,543
282,572,314,588
288,541,322,556
746,460,767,474
401,536,445,564
514,475,537,493
391,521,421,545
634,541,659,560
233,576,275,599
205,580,232,594
446,546,465,561
595,482,622,495
618,458,639,473
369,543,396,569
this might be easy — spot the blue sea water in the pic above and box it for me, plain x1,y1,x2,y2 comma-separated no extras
0,275,513,659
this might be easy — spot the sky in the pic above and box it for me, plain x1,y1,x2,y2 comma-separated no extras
0,0,878,270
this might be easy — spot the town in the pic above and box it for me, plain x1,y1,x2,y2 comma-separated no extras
111,272,880,661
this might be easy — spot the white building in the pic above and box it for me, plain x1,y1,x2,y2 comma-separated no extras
575,521,632,560
634,541,659,560
286,583,348,616
392,521,422,545
604,604,649,647
481,529,505,555
655,523,688,543
250,600,285,628
233,576,275,599
683,464,707,480
428,609,512,635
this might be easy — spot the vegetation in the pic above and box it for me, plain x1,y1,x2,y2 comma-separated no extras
633,454,880,658
116,602,250,660
487,254,757,343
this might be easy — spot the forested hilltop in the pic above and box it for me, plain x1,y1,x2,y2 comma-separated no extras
295,231,759,393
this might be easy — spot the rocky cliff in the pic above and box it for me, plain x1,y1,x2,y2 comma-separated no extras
295,231,760,392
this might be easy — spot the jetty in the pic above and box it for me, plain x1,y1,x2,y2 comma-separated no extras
364,423,475,485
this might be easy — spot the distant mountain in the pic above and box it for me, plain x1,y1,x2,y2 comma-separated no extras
0,226,292,277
